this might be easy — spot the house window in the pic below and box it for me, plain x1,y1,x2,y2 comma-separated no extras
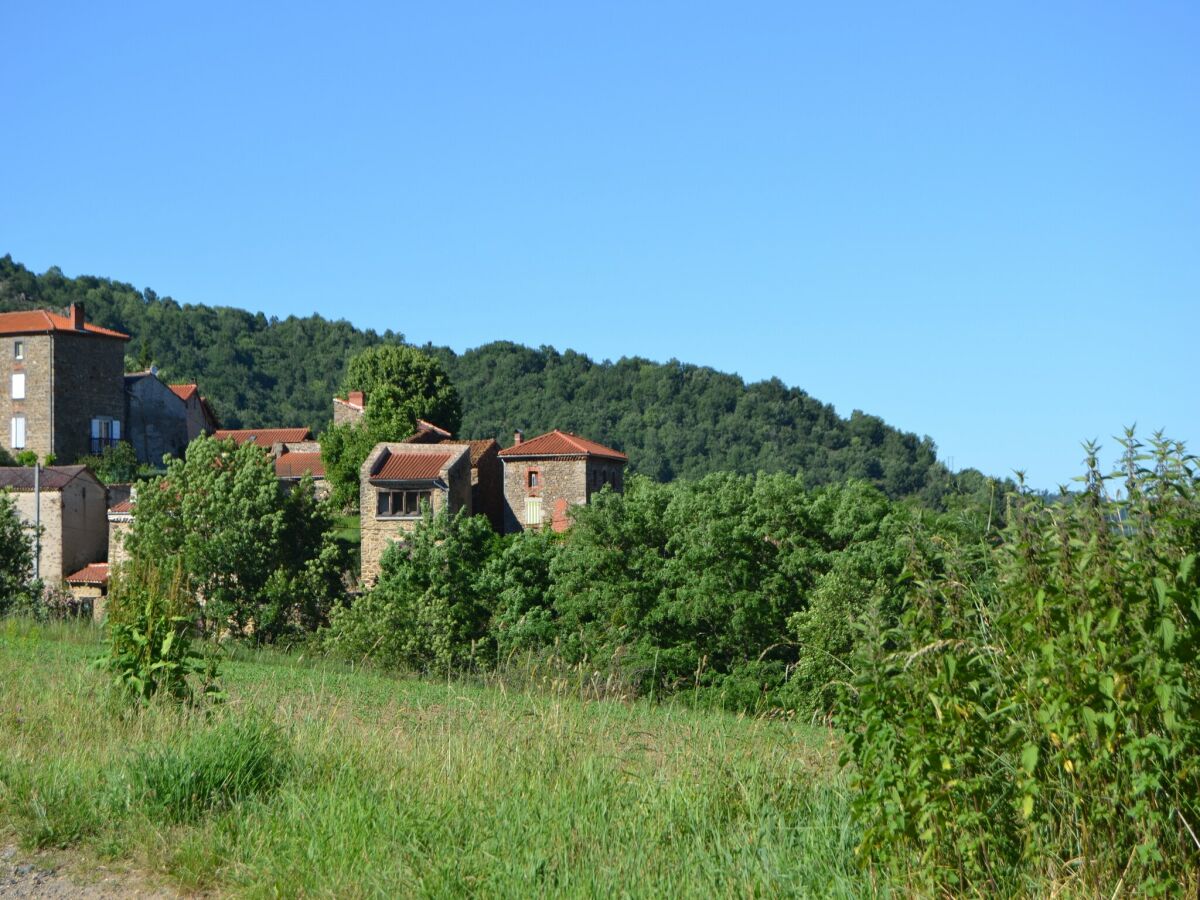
376,489,431,518
90,417,120,453
10,415,26,449
527,470,539,489
525,496,543,526
11,372,24,400
13,341,23,360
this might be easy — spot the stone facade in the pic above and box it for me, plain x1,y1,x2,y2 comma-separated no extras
3,334,52,459
1,305,129,464
107,506,134,570
2,466,108,583
333,391,365,426
498,431,627,533
170,384,218,442
125,371,189,465
358,442,471,585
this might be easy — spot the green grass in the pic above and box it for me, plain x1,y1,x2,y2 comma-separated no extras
334,513,361,544
0,618,867,898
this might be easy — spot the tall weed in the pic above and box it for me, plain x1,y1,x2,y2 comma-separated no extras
843,431,1200,894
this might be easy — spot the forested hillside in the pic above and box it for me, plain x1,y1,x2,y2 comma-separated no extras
0,255,983,504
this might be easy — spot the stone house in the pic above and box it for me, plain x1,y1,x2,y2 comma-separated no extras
124,369,189,465
498,430,627,533
65,563,110,620
168,383,218,442
0,465,108,584
403,420,504,532
358,442,472,584
0,304,130,463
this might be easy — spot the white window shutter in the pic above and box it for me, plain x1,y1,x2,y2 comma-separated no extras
112,420,121,440
11,373,24,400
91,419,101,439
525,496,542,526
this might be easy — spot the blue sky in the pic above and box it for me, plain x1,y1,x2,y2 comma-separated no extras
3,2,1197,488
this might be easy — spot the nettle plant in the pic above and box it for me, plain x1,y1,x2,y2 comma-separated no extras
843,430,1200,895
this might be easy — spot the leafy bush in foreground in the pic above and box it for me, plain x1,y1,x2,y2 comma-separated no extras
843,431,1200,894
96,562,219,704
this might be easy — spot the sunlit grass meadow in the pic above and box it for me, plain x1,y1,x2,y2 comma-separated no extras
0,619,867,897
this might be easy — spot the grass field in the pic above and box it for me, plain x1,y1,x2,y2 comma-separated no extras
0,619,868,898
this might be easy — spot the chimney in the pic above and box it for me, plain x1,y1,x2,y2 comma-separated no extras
69,303,86,330
348,390,364,408
513,429,523,446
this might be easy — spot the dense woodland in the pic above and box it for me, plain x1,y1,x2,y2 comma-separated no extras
0,255,996,507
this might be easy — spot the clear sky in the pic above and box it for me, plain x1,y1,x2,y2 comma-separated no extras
3,2,1197,488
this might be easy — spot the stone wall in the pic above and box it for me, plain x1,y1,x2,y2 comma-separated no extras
3,334,53,459
9,475,109,582
126,374,189,466
12,489,63,580
501,455,627,533
108,516,133,569
473,443,504,532
332,396,365,426
57,476,108,577
358,442,471,586
52,333,127,463
502,456,588,533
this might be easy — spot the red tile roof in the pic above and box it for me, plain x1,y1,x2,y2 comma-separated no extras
108,500,135,514
169,383,199,402
498,430,627,462
0,465,97,491
0,309,130,340
214,428,312,446
402,431,499,467
275,452,325,479
371,450,453,482
65,563,109,586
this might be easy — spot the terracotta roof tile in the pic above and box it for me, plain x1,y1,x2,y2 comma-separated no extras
65,563,109,585
214,428,312,446
372,450,453,482
275,452,325,479
0,309,130,340
498,430,627,462
402,432,498,467
108,500,135,514
0,465,95,492
169,383,199,402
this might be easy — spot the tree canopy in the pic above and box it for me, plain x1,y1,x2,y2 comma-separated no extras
0,254,997,507
122,435,344,641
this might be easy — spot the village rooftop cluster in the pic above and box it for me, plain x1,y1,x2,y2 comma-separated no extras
0,304,627,610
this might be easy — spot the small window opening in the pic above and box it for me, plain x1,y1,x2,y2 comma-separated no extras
14,341,24,361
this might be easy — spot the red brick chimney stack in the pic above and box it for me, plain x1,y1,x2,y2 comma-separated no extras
513,429,523,446
69,303,86,330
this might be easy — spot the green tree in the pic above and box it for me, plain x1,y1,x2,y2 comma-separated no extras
0,490,36,612
344,344,462,435
123,435,344,641
325,508,498,670
320,345,463,509
75,441,143,484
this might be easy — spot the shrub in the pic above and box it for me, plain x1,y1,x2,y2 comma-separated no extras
842,431,1200,894
95,561,220,704
325,507,498,671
